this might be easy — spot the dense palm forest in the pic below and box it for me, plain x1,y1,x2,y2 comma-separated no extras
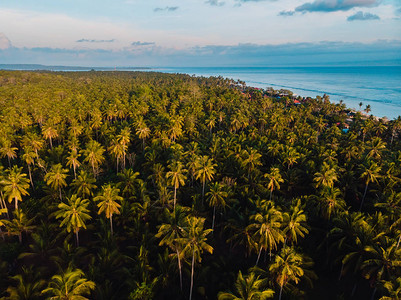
0,70,400,300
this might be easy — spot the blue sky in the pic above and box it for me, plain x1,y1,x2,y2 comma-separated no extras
0,0,400,66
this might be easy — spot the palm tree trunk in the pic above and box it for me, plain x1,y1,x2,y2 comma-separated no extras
7,156,10,168
49,137,53,149
255,246,263,266
116,157,119,174
338,263,344,281
28,165,34,188
202,180,206,199
279,283,284,300
174,186,177,210
212,206,216,230
270,189,273,200
189,248,195,300
18,232,22,243
75,230,80,247
176,248,183,291
360,183,369,211
0,227,4,241
14,197,18,210
73,164,76,179
397,234,401,249
371,286,377,300
110,214,114,236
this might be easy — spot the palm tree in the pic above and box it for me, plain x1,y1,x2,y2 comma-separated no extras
66,149,81,179
248,206,284,265
0,138,18,167
22,147,36,188
44,164,68,201
82,140,105,178
218,271,274,300
242,149,262,178
156,206,190,291
194,155,217,198
94,184,123,236
117,126,131,169
315,187,346,220
1,166,30,210
313,162,337,189
42,125,58,149
269,247,307,300
71,170,97,199
166,161,187,209
3,208,35,243
283,200,309,245
359,161,382,210
54,195,91,247
179,216,213,300
264,167,284,200
108,138,126,174
136,123,151,150
3,266,45,300
42,267,95,300
206,182,228,230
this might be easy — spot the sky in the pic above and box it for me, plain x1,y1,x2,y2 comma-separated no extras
0,0,400,66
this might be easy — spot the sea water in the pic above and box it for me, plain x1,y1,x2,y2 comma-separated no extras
156,67,401,120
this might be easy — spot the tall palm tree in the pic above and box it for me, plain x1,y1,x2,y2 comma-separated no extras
166,161,187,209
94,184,123,236
283,200,309,245
71,170,97,199
22,147,36,188
218,271,274,300
194,155,217,198
3,208,35,243
42,125,58,149
242,149,262,178
54,195,91,247
206,182,228,230
41,267,95,300
313,162,337,189
66,149,81,179
269,247,305,300
0,139,18,167
264,167,284,200
3,266,45,300
359,161,382,210
248,206,284,265
82,140,105,178
156,206,190,291
179,216,213,300
44,164,68,201
108,138,126,174
117,126,131,169
1,166,30,210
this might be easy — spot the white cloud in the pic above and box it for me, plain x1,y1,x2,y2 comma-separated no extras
0,33,11,49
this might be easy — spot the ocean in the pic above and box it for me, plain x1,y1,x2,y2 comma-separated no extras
154,67,401,120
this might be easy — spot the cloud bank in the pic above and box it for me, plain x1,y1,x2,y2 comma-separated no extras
0,33,12,49
295,0,379,13
1,40,400,67
76,39,115,43
205,0,225,6
154,6,178,12
131,41,155,46
347,11,380,21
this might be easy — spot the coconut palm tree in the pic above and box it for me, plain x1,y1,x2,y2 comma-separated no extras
3,208,35,243
264,167,284,200
218,270,274,300
269,247,304,300
206,182,228,230
44,164,68,201
3,266,45,300
117,127,131,169
54,195,91,247
42,125,58,149
283,200,309,245
66,149,81,179
94,184,123,236
41,267,95,300
313,162,338,189
359,161,382,210
248,205,284,265
108,138,126,174
1,166,30,210
22,147,36,188
156,206,190,291
179,216,213,300
71,170,97,199
166,161,187,209
194,155,217,198
0,138,18,167
82,140,105,178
